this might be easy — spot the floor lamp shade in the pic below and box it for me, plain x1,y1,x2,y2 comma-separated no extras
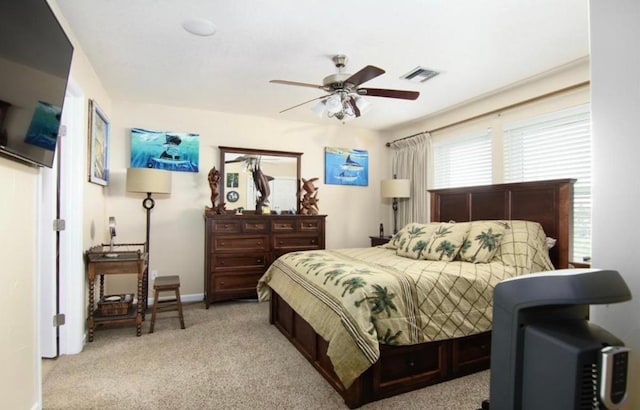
381,179,410,199
126,168,172,194
381,178,411,235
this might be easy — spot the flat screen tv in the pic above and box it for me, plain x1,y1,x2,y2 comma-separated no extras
0,0,74,168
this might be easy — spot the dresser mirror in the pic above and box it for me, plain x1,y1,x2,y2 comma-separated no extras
219,146,302,214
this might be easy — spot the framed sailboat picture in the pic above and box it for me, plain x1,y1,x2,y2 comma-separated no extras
324,147,368,186
130,128,199,172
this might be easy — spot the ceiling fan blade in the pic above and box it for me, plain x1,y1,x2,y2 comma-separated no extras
349,96,361,117
270,80,325,90
358,88,420,100
278,95,328,113
345,65,385,87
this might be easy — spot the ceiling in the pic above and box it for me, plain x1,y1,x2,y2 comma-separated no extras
54,0,589,131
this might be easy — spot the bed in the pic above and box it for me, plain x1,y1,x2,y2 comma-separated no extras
257,179,574,408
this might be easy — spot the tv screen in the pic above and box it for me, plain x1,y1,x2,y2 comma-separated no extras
0,0,74,168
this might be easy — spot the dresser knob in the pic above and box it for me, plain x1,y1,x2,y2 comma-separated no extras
279,241,283,245
220,261,225,265
409,361,415,367
257,259,262,263
311,240,316,244
221,242,225,246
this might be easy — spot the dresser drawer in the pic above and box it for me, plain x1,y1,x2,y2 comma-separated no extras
273,235,321,250
212,253,269,271
212,272,263,294
298,218,322,232
212,219,242,233
272,218,296,232
213,235,269,252
243,220,269,233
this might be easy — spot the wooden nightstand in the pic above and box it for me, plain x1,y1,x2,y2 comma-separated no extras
369,236,392,247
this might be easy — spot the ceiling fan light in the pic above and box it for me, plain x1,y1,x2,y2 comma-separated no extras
343,101,355,117
325,94,342,114
311,100,326,116
355,96,370,112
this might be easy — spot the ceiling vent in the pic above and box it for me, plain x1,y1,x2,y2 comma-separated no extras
400,67,440,83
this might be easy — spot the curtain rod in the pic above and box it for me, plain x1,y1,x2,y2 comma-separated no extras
385,81,589,147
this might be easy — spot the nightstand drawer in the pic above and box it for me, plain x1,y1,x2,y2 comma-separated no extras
370,236,392,247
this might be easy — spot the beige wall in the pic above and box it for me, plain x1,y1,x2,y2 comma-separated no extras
0,1,113,408
0,158,39,408
103,101,388,297
590,0,640,408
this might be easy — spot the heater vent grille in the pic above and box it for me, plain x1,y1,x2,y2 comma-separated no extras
401,67,440,83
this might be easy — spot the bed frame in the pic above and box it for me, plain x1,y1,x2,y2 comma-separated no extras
269,179,575,408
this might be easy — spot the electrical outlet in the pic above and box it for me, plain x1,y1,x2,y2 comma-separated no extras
151,270,158,280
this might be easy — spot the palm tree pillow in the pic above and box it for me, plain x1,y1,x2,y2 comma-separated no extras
458,221,508,263
423,222,471,261
394,223,441,259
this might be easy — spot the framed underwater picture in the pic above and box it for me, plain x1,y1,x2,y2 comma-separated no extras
88,99,110,186
324,147,368,186
130,128,200,172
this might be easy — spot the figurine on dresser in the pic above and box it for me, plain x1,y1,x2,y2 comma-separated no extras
299,177,319,215
205,166,226,214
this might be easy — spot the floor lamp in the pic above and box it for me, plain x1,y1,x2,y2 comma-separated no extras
126,167,172,312
381,176,411,235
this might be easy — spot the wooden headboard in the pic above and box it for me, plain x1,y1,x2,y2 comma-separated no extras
429,179,575,269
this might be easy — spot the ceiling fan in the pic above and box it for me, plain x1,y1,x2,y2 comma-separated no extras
270,55,420,121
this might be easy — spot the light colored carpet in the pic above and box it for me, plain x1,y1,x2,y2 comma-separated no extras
42,301,489,409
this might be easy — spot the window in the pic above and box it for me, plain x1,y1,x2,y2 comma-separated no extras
503,104,591,262
432,129,492,189
431,103,591,262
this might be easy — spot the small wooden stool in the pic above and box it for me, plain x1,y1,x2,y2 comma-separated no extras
149,275,185,333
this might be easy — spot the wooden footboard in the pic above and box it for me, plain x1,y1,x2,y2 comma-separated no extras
270,291,491,408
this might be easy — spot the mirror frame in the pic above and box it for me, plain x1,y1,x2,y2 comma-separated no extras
219,146,303,214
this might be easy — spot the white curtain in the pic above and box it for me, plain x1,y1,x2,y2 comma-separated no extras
389,132,431,226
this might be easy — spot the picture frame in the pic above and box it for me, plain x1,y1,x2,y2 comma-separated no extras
324,147,369,186
130,127,200,172
88,99,110,186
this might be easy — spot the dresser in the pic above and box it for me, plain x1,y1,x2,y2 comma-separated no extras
204,213,326,307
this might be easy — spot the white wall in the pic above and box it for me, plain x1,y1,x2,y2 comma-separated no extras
103,101,389,297
590,1,640,408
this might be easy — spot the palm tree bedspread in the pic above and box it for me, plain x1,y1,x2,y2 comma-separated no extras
258,246,522,388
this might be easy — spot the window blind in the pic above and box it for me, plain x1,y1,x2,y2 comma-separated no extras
503,104,591,262
432,129,492,189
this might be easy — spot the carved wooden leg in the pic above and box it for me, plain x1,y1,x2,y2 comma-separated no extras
88,277,95,342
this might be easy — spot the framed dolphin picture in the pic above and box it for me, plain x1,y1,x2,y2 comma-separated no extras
324,147,368,186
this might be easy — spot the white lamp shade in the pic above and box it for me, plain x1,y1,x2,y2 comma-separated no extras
325,94,343,114
126,168,172,194
381,179,410,198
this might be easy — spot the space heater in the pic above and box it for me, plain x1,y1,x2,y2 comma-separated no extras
485,269,632,410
